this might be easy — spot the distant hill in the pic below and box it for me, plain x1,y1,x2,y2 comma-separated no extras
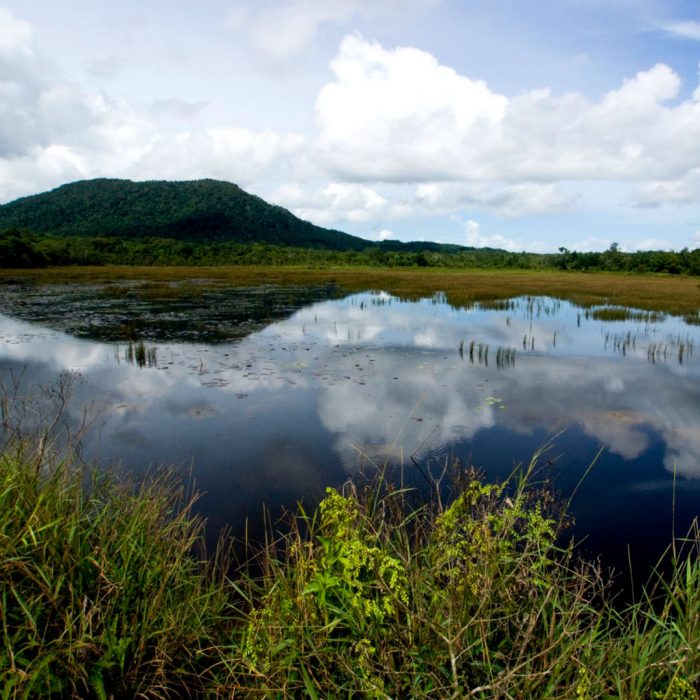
0,178,374,251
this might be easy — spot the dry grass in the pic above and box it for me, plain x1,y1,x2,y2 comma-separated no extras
2,265,700,315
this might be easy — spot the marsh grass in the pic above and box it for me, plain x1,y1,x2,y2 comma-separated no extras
3,266,700,316
0,446,230,699
591,307,666,323
125,340,157,368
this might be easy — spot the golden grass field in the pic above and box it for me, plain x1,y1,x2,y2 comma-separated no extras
2,265,700,316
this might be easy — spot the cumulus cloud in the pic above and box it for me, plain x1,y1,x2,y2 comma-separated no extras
376,229,394,240
461,219,536,252
570,236,674,253
0,6,304,202
134,128,304,185
314,36,700,187
273,181,412,225
315,35,507,181
0,6,33,59
571,236,612,252
415,182,578,218
148,98,209,121
633,238,668,251
273,179,577,230
637,168,700,207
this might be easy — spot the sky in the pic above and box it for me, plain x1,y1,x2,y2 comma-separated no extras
1,1,700,252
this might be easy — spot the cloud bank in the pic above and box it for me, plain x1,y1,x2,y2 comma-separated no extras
314,36,700,185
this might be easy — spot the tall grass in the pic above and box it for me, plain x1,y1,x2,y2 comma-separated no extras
0,447,229,698
2,434,700,696
224,455,700,698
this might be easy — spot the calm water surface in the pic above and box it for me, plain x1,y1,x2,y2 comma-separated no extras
1,284,699,581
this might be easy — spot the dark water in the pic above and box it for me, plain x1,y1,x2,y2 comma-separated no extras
1,284,699,583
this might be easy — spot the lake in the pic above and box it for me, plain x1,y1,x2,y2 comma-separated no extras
1,279,699,584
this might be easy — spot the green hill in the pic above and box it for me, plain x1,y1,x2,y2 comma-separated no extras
0,178,372,251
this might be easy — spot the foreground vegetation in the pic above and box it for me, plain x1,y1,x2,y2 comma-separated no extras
3,437,700,698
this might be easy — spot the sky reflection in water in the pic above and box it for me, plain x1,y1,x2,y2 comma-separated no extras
1,290,699,579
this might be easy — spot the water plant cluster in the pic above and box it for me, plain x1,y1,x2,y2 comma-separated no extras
458,339,517,369
590,307,666,324
123,340,157,367
3,434,700,698
604,330,637,356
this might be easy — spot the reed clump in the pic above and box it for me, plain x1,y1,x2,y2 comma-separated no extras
591,306,666,323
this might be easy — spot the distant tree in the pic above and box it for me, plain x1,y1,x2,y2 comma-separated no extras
0,228,47,268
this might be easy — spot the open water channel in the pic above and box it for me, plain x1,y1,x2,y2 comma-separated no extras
1,280,699,584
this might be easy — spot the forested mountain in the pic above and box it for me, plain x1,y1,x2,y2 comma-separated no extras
1,178,699,273
0,178,371,250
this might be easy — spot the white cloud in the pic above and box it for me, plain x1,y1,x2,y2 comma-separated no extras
376,228,394,240
0,6,305,201
273,181,410,226
571,236,611,252
148,98,209,121
0,7,154,194
637,168,700,207
693,231,700,245
632,238,667,251
660,21,700,41
315,35,507,182
0,6,33,59
314,36,700,190
461,219,533,252
227,0,436,65
415,182,577,218
464,219,480,240
273,179,577,231
134,128,304,185
571,236,674,253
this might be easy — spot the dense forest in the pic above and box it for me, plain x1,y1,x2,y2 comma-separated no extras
2,227,699,273
0,178,698,273
0,178,369,249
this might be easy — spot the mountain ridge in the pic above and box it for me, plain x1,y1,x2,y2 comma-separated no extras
0,178,467,253
0,178,374,251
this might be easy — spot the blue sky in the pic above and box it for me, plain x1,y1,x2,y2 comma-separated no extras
1,0,700,252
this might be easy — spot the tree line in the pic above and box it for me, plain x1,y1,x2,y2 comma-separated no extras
2,228,699,274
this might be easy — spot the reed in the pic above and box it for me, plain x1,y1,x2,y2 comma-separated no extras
125,340,158,368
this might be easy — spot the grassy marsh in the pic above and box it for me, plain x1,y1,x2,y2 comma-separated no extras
2,265,700,316
3,438,700,698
